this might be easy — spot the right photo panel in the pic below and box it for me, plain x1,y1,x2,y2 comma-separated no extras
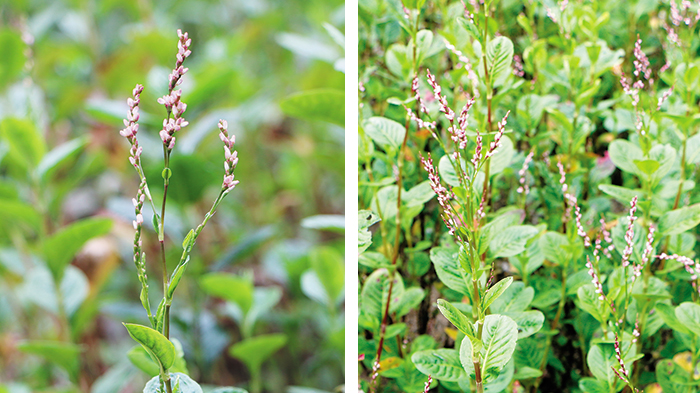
358,1,700,392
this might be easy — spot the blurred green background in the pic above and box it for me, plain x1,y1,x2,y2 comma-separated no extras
0,0,345,392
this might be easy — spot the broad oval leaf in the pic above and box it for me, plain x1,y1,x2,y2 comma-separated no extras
123,323,176,372
508,310,544,339
430,247,470,296
486,36,514,86
654,303,691,335
675,302,700,336
229,333,287,373
143,372,202,393
491,282,534,314
18,340,81,381
279,89,344,126
43,217,113,280
362,116,405,153
480,314,519,380
489,225,540,258
199,273,254,314
412,348,467,382
658,203,700,236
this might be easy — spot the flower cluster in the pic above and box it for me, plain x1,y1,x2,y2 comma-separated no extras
158,89,189,150
516,150,534,194
512,54,524,77
585,256,605,301
621,196,638,268
484,111,510,160
633,36,652,82
420,153,461,239
612,334,630,381
168,29,192,91
451,98,475,150
422,375,432,393
218,120,239,192
426,69,454,121
657,253,700,295
158,30,193,150
119,84,144,169
634,226,656,277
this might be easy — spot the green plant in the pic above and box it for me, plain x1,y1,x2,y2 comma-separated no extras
118,30,246,393
359,0,700,392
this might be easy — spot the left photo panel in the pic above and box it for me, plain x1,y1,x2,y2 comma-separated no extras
0,1,345,392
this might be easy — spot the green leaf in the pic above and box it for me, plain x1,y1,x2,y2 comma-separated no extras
655,303,691,335
0,117,46,171
485,36,514,86
209,388,249,393
587,344,617,385
437,299,476,338
210,388,249,393
412,348,467,382
482,277,513,311
167,256,190,299
0,29,26,89
300,214,345,233
608,139,643,175
576,285,606,325
123,323,176,372
489,225,539,258
430,247,470,296
675,302,700,336
479,209,525,255
539,231,571,267
358,210,380,253
578,377,610,393
43,217,113,280
438,154,469,187
656,359,688,393
127,345,160,376
491,282,534,314
144,373,203,393
480,315,519,380
508,311,545,339
598,184,640,205
199,273,254,314
35,137,88,181
18,340,81,381
633,159,660,175
360,269,401,330
279,89,344,126
391,287,425,318
310,246,345,304
229,333,287,373
362,116,405,152
486,135,515,176
0,199,42,231
658,203,700,236
182,229,195,252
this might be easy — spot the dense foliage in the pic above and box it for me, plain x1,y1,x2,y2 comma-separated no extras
359,0,700,392
0,0,345,392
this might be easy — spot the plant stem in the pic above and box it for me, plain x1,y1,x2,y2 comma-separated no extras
370,117,410,393
532,268,567,393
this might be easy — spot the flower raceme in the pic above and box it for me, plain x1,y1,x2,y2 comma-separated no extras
117,29,240,392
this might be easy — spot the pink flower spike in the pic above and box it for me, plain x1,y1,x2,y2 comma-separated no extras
621,196,638,268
